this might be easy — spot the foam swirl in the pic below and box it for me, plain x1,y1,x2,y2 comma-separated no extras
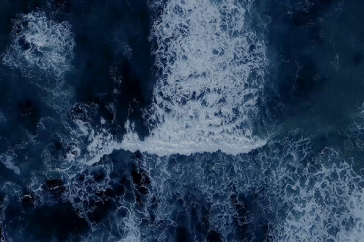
2,11,75,79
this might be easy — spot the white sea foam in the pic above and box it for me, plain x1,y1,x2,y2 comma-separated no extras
2,11,75,79
0,154,20,175
45,115,119,166
0,113,6,124
273,148,364,242
121,130,364,242
70,119,119,165
121,0,268,156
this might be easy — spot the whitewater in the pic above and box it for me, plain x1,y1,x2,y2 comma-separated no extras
1,1,363,242
121,0,268,156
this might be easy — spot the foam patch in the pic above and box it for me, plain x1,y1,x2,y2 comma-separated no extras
2,11,75,80
121,0,268,156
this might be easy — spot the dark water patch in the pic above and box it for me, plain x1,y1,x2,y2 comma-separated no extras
17,37,31,51
130,163,151,207
207,230,223,242
45,178,66,197
229,187,269,242
21,194,35,210
65,0,156,139
54,141,63,150
265,1,333,121
262,0,364,142
88,199,117,224
176,226,191,242
293,63,325,99
262,224,274,242
131,168,151,188
21,202,88,242
5,194,89,242
353,52,364,65
90,166,107,183
0,71,45,145
17,99,41,135
289,0,334,27
68,103,92,123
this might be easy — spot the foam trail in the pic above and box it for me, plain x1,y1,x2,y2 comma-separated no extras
121,0,268,156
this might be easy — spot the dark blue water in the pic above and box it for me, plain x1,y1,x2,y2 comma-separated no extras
0,0,364,241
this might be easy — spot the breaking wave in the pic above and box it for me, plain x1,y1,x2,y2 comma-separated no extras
122,0,268,156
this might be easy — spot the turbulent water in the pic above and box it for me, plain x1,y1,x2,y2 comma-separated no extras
0,0,364,242
122,0,268,156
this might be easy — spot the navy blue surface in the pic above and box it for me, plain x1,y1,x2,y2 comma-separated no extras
0,0,363,242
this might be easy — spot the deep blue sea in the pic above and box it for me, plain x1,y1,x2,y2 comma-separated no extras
0,0,363,241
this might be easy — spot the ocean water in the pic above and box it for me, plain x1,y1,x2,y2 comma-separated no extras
0,0,364,242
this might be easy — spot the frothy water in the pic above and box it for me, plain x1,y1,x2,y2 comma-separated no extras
121,0,268,156
0,1,363,242
2,11,75,80
67,118,119,166
269,147,364,242
119,132,364,242
0,154,20,175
